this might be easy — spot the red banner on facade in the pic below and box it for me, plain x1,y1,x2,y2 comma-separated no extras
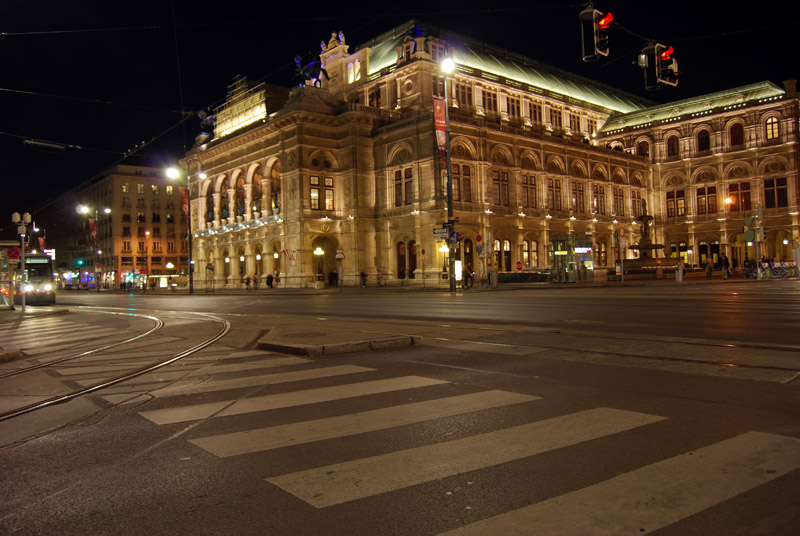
433,97,447,158
88,218,97,246
179,187,189,221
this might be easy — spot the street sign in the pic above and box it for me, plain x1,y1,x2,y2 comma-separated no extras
433,227,448,237
335,250,345,260
516,261,523,272
6,247,20,260
476,234,482,243
476,244,483,254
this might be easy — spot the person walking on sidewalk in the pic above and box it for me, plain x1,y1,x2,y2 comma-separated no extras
705,257,714,278
721,255,730,279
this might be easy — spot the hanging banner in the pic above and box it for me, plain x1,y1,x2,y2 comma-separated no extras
179,187,189,221
88,218,97,246
433,96,449,195
433,97,447,157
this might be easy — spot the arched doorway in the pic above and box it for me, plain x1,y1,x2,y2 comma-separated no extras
312,236,338,285
408,240,417,279
396,242,406,279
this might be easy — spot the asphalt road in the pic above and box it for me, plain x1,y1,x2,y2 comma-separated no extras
1,282,798,535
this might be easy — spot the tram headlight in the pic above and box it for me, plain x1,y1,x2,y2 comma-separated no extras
23,284,34,293
43,283,53,292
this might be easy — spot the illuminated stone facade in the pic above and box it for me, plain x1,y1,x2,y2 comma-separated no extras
185,20,798,288
601,81,799,268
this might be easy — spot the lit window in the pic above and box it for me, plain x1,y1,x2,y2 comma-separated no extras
765,117,779,140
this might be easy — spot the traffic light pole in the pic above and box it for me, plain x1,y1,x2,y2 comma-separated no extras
444,69,456,292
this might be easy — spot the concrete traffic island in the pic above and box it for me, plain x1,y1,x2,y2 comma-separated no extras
257,325,422,357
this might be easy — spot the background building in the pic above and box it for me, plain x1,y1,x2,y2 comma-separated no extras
57,164,189,290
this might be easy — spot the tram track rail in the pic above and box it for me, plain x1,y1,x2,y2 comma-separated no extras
0,310,164,380
0,309,231,423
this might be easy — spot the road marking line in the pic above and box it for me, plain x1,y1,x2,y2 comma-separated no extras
426,338,548,355
191,390,539,458
266,407,663,508
150,365,375,398
139,376,449,425
438,431,800,535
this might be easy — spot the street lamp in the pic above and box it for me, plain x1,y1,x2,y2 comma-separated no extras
441,56,456,292
77,204,110,291
313,247,324,278
167,165,205,294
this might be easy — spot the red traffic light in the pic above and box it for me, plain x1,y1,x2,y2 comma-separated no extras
660,45,674,60
598,12,614,29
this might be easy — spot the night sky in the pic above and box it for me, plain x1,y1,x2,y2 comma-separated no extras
1,1,796,238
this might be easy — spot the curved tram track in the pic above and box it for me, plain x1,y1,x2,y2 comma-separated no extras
0,307,230,423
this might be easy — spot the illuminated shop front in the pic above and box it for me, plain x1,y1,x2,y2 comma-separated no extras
549,234,594,283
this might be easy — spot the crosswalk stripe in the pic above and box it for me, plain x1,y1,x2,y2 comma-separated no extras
265,407,664,508
138,376,450,425
437,431,800,535
7,328,119,346
204,356,311,374
191,390,540,458
148,364,375,398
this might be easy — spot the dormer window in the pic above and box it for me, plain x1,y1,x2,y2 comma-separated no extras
347,59,361,84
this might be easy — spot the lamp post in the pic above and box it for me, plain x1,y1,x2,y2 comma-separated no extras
313,247,324,282
441,56,456,292
77,205,110,291
145,231,150,291
11,212,31,312
167,166,205,294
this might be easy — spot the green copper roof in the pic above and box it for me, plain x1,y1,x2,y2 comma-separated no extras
600,81,786,133
362,20,651,114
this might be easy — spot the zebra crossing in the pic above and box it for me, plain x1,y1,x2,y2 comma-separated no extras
0,315,140,358
133,351,800,533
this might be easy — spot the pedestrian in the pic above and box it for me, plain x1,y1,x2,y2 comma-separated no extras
274,270,279,284
266,274,274,288
245,275,251,290
721,255,730,279
705,257,713,278
328,270,335,287
253,274,259,290
360,271,367,286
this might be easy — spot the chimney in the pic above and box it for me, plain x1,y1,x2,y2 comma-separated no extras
783,79,797,97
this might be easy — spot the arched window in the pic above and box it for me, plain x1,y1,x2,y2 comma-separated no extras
697,130,711,152
270,161,281,211
666,135,679,157
637,141,649,157
522,240,530,267
729,123,744,147
219,178,230,220
205,188,214,223
252,169,263,214
235,176,245,217
765,117,779,140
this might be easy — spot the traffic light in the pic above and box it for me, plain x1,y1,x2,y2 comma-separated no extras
639,43,678,91
580,8,613,62
657,45,679,86
743,217,755,242
76,259,84,266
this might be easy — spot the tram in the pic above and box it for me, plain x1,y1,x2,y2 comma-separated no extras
15,253,57,305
